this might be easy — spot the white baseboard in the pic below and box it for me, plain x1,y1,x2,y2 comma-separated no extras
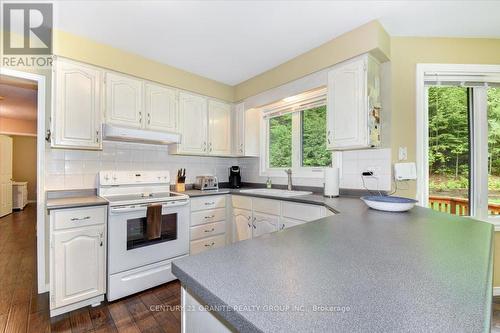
493,287,500,296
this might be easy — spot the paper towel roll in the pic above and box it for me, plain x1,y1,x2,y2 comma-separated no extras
324,167,339,197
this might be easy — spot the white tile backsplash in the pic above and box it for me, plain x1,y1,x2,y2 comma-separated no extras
340,148,392,191
240,148,392,191
45,142,238,190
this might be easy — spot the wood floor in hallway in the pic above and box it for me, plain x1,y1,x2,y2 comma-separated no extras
0,204,181,333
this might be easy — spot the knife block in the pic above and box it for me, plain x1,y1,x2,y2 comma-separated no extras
175,183,185,192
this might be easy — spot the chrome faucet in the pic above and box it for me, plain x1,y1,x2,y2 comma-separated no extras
285,169,293,191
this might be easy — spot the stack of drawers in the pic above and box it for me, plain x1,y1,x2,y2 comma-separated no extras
190,195,227,255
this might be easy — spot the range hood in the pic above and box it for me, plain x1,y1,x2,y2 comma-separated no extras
102,124,181,145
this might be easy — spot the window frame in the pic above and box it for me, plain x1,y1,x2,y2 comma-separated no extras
416,64,500,227
259,88,332,178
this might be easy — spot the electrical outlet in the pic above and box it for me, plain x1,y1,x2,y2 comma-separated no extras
398,147,408,161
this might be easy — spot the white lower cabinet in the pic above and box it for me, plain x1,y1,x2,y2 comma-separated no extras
252,212,279,237
189,196,227,255
280,217,305,230
232,208,252,242
50,205,107,317
232,195,333,241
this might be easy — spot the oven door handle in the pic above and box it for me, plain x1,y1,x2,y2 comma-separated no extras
110,200,189,214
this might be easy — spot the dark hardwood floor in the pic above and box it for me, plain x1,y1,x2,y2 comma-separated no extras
0,204,181,333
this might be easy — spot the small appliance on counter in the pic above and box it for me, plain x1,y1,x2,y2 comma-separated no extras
194,176,218,191
229,166,241,188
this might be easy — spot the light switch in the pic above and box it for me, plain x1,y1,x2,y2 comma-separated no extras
398,147,407,161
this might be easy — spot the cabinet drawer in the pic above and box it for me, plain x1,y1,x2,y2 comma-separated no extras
252,198,280,215
231,195,252,210
191,208,225,226
53,206,107,230
191,196,226,212
282,202,323,222
190,221,225,241
190,234,225,255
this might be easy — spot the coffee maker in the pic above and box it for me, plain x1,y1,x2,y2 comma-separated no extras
228,166,241,188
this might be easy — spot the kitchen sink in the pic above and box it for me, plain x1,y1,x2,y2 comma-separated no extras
238,188,312,197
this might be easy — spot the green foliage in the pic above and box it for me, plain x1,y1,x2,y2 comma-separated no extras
488,88,500,176
428,87,470,177
302,106,332,167
269,113,292,168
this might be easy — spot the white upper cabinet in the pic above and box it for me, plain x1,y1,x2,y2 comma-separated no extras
176,92,208,154
208,100,232,155
172,94,233,156
244,107,260,157
145,82,178,133
233,102,245,156
52,58,102,149
105,72,144,129
232,103,260,157
327,54,380,150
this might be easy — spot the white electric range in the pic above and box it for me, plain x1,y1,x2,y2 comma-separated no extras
98,171,189,301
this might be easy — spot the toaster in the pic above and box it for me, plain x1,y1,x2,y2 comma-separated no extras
194,176,219,191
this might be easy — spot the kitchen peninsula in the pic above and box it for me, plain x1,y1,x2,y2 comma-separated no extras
172,197,493,332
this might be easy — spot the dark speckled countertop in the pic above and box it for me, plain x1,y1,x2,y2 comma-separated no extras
173,192,494,332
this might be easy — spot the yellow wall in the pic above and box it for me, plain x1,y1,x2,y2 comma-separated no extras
11,135,37,201
234,20,390,101
53,30,234,102
389,37,500,198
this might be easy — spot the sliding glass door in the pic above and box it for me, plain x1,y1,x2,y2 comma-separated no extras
427,84,500,221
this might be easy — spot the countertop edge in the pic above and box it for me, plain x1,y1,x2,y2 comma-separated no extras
172,264,264,333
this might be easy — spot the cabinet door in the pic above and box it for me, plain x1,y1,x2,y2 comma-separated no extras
177,92,208,154
232,102,245,156
327,56,367,149
244,108,260,157
53,58,102,149
280,217,305,231
232,208,252,242
208,100,231,155
252,212,279,238
105,72,143,128
52,225,105,309
145,82,178,132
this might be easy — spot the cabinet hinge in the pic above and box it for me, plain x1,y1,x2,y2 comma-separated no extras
50,294,55,306
45,129,51,142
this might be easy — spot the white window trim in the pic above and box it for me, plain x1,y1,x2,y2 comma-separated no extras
416,63,500,228
259,89,331,178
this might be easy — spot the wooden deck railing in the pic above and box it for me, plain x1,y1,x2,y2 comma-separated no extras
429,196,500,216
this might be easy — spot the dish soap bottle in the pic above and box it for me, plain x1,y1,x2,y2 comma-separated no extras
266,177,272,189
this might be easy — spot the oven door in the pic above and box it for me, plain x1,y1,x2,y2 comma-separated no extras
108,200,189,274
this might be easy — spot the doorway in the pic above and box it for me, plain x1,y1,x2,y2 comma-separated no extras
0,75,38,217
416,64,500,224
0,68,46,293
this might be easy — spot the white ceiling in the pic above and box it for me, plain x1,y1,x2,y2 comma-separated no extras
0,76,38,121
54,1,500,85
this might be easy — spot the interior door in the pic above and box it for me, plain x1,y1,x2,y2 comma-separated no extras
252,212,279,238
145,82,178,132
208,100,231,155
232,208,252,242
0,135,13,217
177,92,208,154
